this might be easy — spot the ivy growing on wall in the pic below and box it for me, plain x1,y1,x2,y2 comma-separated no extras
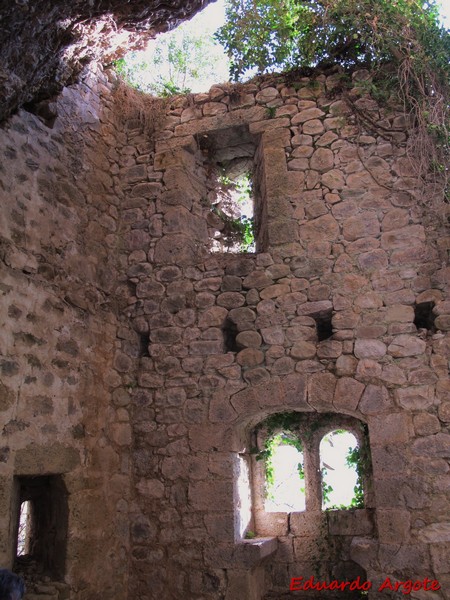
252,412,372,510
217,0,450,215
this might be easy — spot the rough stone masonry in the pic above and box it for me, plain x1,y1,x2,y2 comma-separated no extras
0,61,449,600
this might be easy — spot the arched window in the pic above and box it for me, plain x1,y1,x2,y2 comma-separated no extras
251,412,371,520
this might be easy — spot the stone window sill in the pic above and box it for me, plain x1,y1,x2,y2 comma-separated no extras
234,537,278,568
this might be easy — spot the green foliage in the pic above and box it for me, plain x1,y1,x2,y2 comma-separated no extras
217,0,450,80
217,0,450,214
321,467,334,504
213,172,255,252
254,412,305,497
256,432,304,498
324,426,372,510
115,24,229,96
345,446,365,508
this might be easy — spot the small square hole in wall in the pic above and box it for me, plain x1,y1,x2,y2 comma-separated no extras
14,475,68,581
223,317,239,352
139,332,150,357
414,301,435,332
198,125,262,253
315,309,333,341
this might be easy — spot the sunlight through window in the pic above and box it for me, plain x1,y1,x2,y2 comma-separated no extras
17,500,31,556
320,431,360,509
265,436,305,513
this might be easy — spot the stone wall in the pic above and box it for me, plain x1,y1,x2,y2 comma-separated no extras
0,65,131,600
117,71,450,600
0,65,449,600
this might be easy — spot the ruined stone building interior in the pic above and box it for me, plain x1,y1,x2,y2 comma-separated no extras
0,1,449,599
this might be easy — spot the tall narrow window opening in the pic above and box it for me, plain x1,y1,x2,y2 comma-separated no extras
14,475,68,580
320,430,361,509
264,433,306,513
17,500,32,556
198,125,261,253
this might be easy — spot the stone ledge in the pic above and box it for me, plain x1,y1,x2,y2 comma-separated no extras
234,537,278,568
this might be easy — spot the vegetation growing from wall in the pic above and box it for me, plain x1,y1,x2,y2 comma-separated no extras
217,0,450,214
253,413,372,510
211,172,255,252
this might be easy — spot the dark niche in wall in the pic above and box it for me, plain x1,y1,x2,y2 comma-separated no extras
139,332,150,357
14,475,69,581
223,317,239,352
414,301,435,332
315,309,333,341
197,125,264,253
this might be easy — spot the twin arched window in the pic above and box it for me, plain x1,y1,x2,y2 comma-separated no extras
252,412,371,514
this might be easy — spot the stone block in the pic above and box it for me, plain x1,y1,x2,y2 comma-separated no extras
395,385,434,410
290,511,326,536
354,339,387,359
349,536,378,570
250,118,290,134
254,511,288,537
343,212,380,241
430,542,450,573
190,341,224,356
209,391,237,424
412,434,450,459
369,413,412,444
334,377,365,412
292,107,325,124
163,207,208,241
261,326,286,346
236,331,262,348
303,119,324,134
388,335,426,357
308,371,336,410
358,384,392,415
328,509,374,536
236,348,264,367
243,367,270,386
291,342,316,359
381,225,425,249
316,340,342,359
438,402,450,423
217,292,246,309
267,220,299,245
198,306,228,328
259,284,290,300
15,443,79,474
242,271,273,289
321,169,345,189
418,522,450,543
154,234,204,265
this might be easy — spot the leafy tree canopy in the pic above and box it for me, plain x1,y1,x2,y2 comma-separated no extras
217,0,449,213
216,0,450,81
116,18,229,96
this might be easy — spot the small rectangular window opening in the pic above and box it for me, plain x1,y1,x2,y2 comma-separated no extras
139,332,150,357
14,475,68,581
315,309,333,341
198,126,259,253
223,317,239,352
414,301,435,332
